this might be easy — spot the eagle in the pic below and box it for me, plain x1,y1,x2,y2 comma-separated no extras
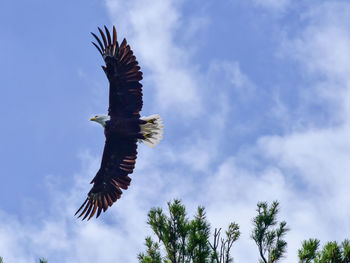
75,26,163,220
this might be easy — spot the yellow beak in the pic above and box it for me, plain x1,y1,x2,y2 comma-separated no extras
90,117,96,121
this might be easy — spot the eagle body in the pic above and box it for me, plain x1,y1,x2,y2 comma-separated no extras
105,117,145,138
75,26,163,220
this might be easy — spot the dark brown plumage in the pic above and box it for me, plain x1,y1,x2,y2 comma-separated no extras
75,26,145,220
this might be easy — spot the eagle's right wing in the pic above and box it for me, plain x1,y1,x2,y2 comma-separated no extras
75,134,138,220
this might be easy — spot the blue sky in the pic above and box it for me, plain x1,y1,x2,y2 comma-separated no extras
1,0,350,262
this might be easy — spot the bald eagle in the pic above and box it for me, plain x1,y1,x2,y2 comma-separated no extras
75,26,163,220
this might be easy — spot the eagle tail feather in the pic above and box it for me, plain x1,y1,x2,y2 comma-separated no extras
139,114,163,148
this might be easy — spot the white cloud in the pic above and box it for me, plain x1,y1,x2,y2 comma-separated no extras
247,1,350,259
281,3,350,123
105,0,202,117
202,158,298,262
183,2,350,262
259,125,350,221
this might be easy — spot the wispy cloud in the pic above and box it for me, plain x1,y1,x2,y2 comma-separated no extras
281,2,350,123
105,0,203,117
0,150,180,263
252,1,350,259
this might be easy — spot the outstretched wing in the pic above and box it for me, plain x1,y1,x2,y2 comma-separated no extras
75,26,143,220
75,134,138,220
92,25,143,118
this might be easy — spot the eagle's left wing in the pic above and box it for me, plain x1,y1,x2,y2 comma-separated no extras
92,26,143,119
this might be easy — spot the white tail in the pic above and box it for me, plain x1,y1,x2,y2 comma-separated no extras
139,114,164,148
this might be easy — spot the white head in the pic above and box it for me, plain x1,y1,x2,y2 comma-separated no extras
90,115,110,127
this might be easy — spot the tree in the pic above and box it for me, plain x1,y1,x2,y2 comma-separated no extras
251,201,289,263
138,199,240,263
298,238,350,263
209,223,240,263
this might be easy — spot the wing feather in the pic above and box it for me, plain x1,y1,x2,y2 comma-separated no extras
104,25,112,47
78,201,92,219
82,204,93,220
92,42,103,56
91,32,104,52
88,200,98,220
112,26,117,56
75,198,88,216
98,27,108,50
96,206,103,218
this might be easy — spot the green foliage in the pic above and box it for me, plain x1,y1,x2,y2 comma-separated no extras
188,206,211,263
138,199,240,263
298,239,320,263
298,238,350,263
343,239,350,263
145,199,192,262
251,201,289,263
320,242,343,263
4,199,347,263
138,237,163,263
